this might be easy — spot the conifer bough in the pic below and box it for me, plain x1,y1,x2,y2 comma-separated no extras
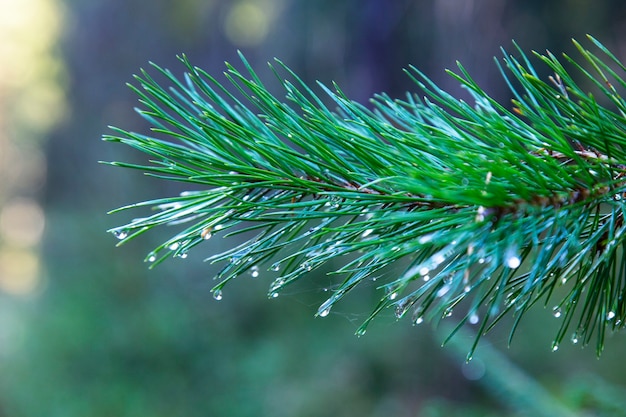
105,36,626,357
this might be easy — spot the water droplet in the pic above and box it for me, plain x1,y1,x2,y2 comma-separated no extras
213,289,223,301
270,262,281,272
436,285,451,298
361,229,374,238
423,275,430,282
464,285,471,293
443,308,453,318
317,297,334,317
356,327,367,337
418,234,434,245
475,206,486,222
201,227,213,240
389,292,398,300
176,252,188,259
505,247,521,269
571,332,579,344
270,292,279,298
250,265,259,278
169,242,180,251
607,311,616,320
419,267,430,276
478,257,485,264
551,343,559,352
147,254,157,263
443,275,453,285
395,300,411,319
114,230,128,240
301,262,312,271
433,252,446,266
269,278,285,293
328,195,342,208
412,306,425,323
469,313,480,325
553,307,562,318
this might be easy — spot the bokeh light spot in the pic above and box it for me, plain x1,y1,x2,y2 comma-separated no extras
0,198,45,247
0,248,41,296
224,2,271,47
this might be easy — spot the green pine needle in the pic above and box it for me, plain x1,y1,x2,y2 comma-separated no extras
105,35,626,356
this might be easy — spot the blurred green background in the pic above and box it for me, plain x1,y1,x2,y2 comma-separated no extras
2,0,626,415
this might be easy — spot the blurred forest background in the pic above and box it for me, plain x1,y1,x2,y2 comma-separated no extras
2,0,626,416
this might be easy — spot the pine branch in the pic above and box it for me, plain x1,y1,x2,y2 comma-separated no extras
104,35,626,357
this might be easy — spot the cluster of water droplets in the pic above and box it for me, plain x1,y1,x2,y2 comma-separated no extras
324,195,342,209
268,277,285,298
394,297,414,319
407,243,456,283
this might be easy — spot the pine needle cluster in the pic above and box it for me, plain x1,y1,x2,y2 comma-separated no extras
105,36,626,356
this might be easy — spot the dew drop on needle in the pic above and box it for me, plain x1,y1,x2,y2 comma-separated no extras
505,247,521,269
114,230,128,240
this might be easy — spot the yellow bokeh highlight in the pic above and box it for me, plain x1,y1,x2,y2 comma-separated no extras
0,198,45,247
0,248,41,296
0,0,67,135
224,0,284,47
0,0,64,297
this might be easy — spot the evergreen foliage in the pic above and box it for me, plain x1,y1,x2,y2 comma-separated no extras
105,35,626,357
